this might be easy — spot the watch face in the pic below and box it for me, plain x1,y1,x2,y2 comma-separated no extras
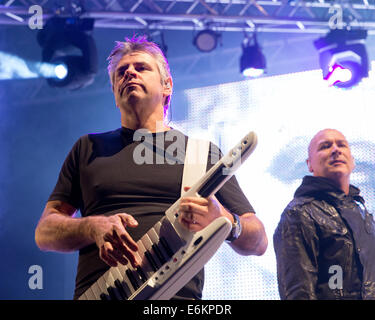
226,214,241,242
233,220,240,238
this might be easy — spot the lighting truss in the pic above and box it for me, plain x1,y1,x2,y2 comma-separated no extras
1,0,375,34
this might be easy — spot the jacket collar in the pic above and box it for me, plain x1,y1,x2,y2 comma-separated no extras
294,176,364,204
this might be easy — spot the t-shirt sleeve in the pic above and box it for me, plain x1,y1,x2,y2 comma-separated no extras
208,142,255,215
48,137,84,210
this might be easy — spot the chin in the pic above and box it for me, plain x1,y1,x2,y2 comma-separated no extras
326,170,351,180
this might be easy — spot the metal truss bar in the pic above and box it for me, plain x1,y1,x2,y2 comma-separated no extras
149,0,375,10
76,11,372,24
4,17,375,35
81,11,375,28
198,0,218,15
2,0,375,33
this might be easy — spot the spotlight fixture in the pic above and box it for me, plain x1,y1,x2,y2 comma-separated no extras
193,30,220,53
240,35,266,78
314,29,369,89
54,63,69,80
37,17,98,90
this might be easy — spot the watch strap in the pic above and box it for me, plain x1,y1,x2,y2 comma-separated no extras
225,213,242,243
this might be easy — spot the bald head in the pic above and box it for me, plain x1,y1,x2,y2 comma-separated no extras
308,129,346,160
306,129,355,193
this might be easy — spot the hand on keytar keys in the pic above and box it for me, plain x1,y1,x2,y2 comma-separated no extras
87,213,141,267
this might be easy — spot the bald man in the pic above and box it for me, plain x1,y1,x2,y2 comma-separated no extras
273,129,375,299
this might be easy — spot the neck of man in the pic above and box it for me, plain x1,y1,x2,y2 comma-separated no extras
337,179,350,195
322,174,351,195
120,102,170,133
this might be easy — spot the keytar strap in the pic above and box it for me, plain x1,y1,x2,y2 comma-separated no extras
181,138,210,196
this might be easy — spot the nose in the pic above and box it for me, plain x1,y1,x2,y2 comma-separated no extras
331,143,341,156
124,65,137,80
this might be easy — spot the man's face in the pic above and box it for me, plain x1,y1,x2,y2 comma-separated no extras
307,129,355,181
112,51,171,112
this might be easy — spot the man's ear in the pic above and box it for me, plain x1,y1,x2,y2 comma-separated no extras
162,78,173,107
163,77,173,95
306,158,313,173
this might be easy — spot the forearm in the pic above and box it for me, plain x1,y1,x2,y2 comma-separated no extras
227,212,268,256
35,209,94,252
177,195,268,255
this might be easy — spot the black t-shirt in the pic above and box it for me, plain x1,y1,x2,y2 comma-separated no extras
48,127,254,299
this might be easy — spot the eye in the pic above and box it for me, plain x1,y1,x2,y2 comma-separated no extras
318,142,331,150
116,66,127,78
137,64,151,72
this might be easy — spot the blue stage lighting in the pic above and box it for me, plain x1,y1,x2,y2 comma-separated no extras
54,63,68,80
193,30,220,53
240,35,266,78
0,51,70,81
37,17,98,90
325,65,353,87
314,29,369,89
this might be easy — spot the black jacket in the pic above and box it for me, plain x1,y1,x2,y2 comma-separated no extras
274,176,375,300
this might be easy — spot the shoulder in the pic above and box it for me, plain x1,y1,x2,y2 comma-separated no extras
277,196,319,228
87,128,123,142
87,128,124,149
65,129,124,160
274,197,320,243
69,128,122,146
278,195,340,232
287,196,315,211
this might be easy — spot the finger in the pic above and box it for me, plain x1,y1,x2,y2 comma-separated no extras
180,202,208,216
180,197,208,206
178,212,194,227
180,214,192,227
102,240,141,268
118,213,139,228
108,247,130,266
179,216,201,232
118,232,139,252
207,195,221,208
108,215,139,252
183,186,201,197
112,241,141,267
100,242,119,267
110,229,140,267
112,225,139,252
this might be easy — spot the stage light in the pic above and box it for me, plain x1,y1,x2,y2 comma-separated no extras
54,63,68,80
314,29,369,89
240,35,266,78
0,51,70,80
193,30,220,53
325,65,353,87
242,68,265,78
37,17,98,90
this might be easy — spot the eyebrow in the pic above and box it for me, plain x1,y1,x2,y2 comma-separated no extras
117,61,152,72
317,139,348,148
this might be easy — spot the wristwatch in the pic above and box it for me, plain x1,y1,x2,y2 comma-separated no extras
225,213,242,243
